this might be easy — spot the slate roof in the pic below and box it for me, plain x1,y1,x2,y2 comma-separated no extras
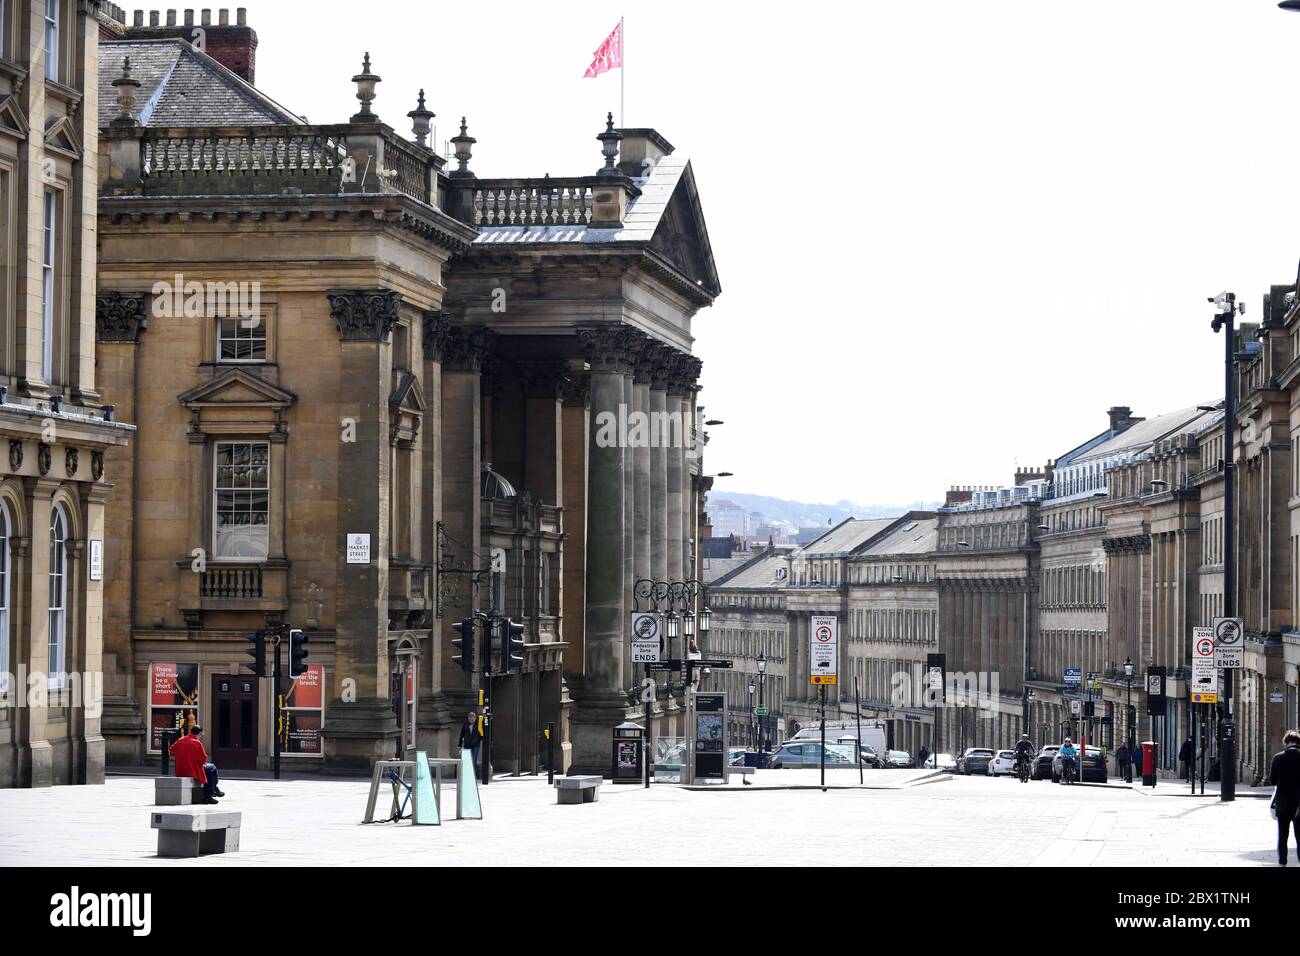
1072,405,1211,464
709,551,789,590
100,39,302,128
859,518,939,556
795,517,897,557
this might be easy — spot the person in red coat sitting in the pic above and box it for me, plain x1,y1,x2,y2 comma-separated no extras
170,726,225,804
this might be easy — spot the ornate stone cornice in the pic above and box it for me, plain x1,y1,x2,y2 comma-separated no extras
95,291,149,343
328,288,402,342
577,324,645,374
518,360,571,399
442,325,495,373
421,310,453,362
1104,533,1151,555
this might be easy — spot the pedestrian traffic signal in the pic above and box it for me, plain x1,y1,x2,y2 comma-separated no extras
289,628,309,678
503,618,525,671
452,619,476,673
1084,700,1095,717
243,629,267,677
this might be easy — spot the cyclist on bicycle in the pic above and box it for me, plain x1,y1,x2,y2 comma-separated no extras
1058,737,1078,783
1013,734,1036,776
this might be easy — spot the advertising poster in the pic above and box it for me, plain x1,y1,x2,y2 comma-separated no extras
148,662,198,752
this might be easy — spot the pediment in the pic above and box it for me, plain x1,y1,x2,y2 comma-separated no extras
646,163,720,297
0,95,29,139
43,114,82,159
389,371,426,414
179,367,297,409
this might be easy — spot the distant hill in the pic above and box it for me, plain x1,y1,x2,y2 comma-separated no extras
708,491,941,531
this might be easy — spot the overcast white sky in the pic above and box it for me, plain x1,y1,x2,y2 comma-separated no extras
250,0,1300,505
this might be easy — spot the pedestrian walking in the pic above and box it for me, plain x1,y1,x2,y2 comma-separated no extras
169,725,223,804
458,710,482,767
918,745,929,768
1178,737,1194,781
1269,730,1300,866
1130,741,1142,782
1115,741,1130,782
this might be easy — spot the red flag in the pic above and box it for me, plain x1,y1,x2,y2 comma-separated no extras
583,21,622,77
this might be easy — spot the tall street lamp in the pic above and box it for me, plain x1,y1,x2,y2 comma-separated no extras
1209,291,1241,802
756,653,768,755
1124,656,1135,783
748,678,756,748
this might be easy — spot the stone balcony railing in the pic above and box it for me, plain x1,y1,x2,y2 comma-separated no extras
102,123,443,206
483,496,563,536
470,178,597,227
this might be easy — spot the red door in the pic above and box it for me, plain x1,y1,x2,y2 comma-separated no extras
211,674,259,770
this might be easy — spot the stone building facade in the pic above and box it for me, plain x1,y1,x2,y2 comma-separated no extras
91,9,719,776
0,1,133,789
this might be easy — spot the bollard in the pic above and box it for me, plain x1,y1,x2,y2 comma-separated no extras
546,722,555,786
160,729,175,775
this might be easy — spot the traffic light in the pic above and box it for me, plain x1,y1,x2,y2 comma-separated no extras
452,618,476,673
243,629,267,677
1084,700,1095,718
503,618,525,671
289,628,309,678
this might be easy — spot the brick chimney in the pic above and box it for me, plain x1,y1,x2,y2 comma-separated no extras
125,8,258,84
1107,406,1141,433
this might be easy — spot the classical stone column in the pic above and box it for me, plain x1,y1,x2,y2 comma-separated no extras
417,311,451,747
94,292,149,765
571,324,640,771
322,290,401,769
666,361,687,583
436,324,494,718
648,348,672,585
560,373,590,697
679,357,703,582
629,346,653,690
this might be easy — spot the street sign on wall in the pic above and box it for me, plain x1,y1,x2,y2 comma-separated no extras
1064,668,1081,687
810,614,838,686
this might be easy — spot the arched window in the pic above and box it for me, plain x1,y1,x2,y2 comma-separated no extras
48,505,67,690
0,501,9,695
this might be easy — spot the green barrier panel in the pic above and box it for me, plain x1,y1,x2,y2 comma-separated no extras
459,749,482,819
414,751,440,825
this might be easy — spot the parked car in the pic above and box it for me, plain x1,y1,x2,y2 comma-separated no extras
859,745,886,769
768,742,857,768
956,748,996,775
986,750,1019,776
924,752,957,770
1033,745,1060,780
885,749,912,768
1052,745,1106,783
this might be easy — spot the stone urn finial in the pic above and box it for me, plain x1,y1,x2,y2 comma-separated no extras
351,52,382,123
450,116,476,177
407,88,434,147
597,111,623,178
111,56,142,127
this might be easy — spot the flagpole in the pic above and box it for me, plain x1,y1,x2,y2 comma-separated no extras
620,15,625,128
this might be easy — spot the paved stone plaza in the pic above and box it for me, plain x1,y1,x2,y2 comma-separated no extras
0,770,1280,867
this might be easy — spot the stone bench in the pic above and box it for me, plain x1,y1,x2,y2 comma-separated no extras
730,766,756,785
151,808,242,858
154,776,206,806
555,775,602,805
